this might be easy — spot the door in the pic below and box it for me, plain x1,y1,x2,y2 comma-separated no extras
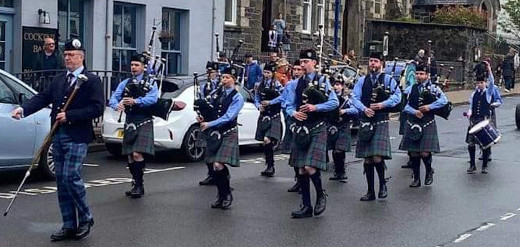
0,15,12,72
0,78,36,166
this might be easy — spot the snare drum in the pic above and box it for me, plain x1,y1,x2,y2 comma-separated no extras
468,119,502,149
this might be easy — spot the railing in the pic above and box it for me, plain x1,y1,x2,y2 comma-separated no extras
13,70,133,127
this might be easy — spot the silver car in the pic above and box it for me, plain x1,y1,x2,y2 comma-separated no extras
0,70,54,179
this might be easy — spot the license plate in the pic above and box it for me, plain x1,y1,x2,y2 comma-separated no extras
117,130,124,138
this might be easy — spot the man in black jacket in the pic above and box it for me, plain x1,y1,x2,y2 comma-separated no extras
12,39,104,242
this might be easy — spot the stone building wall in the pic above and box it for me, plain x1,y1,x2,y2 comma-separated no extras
365,20,488,83
223,0,340,64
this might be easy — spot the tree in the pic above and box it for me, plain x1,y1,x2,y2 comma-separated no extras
432,6,486,29
499,0,520,41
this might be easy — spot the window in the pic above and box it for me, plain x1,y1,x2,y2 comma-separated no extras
374,0,382,15
0,22,6,70
161,8,186,75
317,0,325,27
0,73,34,103
0,0,13,7
0,78,15,104
112,3,138,72
303,0,312,33
58,0,85,50
225,0,237,26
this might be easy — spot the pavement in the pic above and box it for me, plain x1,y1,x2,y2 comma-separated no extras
1,97,520,246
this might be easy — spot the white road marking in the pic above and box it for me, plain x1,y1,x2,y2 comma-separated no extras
453,233,472,243
476,222,495,231
500,213,516,221
83,163,99,167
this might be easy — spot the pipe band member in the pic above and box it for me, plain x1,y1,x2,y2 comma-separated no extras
285,48,339,218
351,52,402,201
254,62,283,177
12,39,103,241
398,63,447,187
465,61,495,174
109,53,159,198
327,74,359,181
198,61,221,186
198,66,244,209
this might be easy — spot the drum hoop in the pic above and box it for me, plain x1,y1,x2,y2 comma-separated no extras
469,119,490,134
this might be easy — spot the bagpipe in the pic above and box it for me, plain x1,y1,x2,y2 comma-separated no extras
370,62,403,113
302,24,329,108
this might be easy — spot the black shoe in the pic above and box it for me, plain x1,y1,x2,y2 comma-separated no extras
401,160,413,169
425,169,434,185
199,175,216,186
314,192,327,216
378,184,388,198
482,166,488,174
409,179,421,188
130,184,144,199
75,219,94,240
329,173,347,181
211,195,223,209
360,191,376,201
287,181,300,192
51,228,76,242
220,193,233,209
291,205,313,218
260,166,275,177
467,166,477,174
125,182,135,196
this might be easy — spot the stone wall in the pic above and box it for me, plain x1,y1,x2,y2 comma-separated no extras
365,20,488,83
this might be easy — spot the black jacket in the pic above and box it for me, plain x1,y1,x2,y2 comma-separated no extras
22,69,104,143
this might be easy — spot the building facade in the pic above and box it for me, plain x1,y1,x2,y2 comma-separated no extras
4,0,224,75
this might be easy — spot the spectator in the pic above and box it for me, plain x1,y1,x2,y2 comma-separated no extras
343,48,358,68
429,50,438,82
34,37,64,72
272,13,286,46
495,59,503,87
502,51,515,92
268,52,279,65
268,25,278,52
414,49,426,66
244,53,262,90
282,30,291,52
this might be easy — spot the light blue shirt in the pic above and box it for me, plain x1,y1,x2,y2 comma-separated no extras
65,66,85,86
254,78,283,108
403,80,448,115
468,73,495,115
285,72,339,117
109,73,159,109
269,78,299,110
491,84,503,106
338,92,359,116
207,87,245,128
352,72,402,113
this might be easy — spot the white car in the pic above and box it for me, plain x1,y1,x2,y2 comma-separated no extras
102,77,282,161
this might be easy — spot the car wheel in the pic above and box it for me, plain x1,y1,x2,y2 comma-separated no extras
106,143,123,157
38,143,56,180
182,125,205,162
516,104,520,129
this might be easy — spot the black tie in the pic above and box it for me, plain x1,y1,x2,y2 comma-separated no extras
63,74,74,95
219,91,227,104
371,75,378,86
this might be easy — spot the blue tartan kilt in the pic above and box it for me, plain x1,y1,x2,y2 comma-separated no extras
122,121,155,155
327,123,352,152
399,119,440,153
399,112,407,136
205,128,240,167
289,123,328,170
255,114,283,142
280,116,294,154
356,121,392,159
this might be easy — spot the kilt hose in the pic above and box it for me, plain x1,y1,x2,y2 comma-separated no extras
255,114,283,142
289,123,328,170
53,129,93,229
356,121,392,160
280,116,294,154
399,118,440,153
327,123,352,152
205,128,240,167
122,121,155,156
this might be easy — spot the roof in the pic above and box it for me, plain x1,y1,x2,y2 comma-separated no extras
413,0,476,6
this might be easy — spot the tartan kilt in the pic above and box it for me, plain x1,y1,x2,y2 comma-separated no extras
205,128,240,167
327,123,352,152
356,121,392,159
255,114,283,142
398,112,407,136
399,120,440,153
122,121,155,155
195,129,208,148
289,123,328,170
280,117,294,154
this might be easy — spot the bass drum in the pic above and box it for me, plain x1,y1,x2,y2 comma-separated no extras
516,103,520,129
